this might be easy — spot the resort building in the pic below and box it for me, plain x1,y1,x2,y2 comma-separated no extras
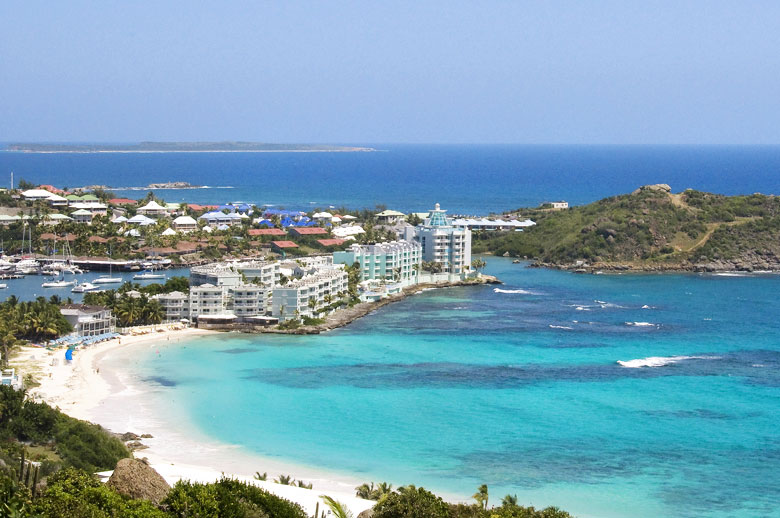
172,215,198,233
43,214,73,226
69,202,108,215
332,225,365,240
152,291,188,321
550,201,569,209
404,203,472,277
272,269,349,321
186,260,283,319
190,264,242,288
198,211,243,227
127,214,156,226
187,284,225,319
190,260,280,289
451,217,535,231
70,209,94,224
60,304,116,336
21,189,69,206
137,200,170,218
333,240,421,287
228,284,271,317
1,369,22,391
376,209,406,225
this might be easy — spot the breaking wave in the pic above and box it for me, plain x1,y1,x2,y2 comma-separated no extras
494,288,537,295
617,355,720,368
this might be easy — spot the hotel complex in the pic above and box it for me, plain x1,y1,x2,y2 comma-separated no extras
148,203,476,324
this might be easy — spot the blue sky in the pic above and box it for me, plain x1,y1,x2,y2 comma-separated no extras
1,1,779,144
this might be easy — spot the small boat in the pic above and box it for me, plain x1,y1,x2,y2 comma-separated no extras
72,282,99,293
133,271,166,280
0,284,6,289
92,276,123,285
42,280,76,288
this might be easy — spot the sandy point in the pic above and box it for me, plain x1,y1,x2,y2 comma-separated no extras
11,326,374,516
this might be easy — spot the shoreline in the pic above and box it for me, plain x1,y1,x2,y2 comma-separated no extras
13,327,376,515
205,275,503,335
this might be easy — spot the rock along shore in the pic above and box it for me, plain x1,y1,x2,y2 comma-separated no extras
531,257,780,274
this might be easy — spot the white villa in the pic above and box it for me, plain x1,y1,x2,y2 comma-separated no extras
376,209,406,224
172,215,198,232
70,209,94,224
21,189,69,207
137,200,170,217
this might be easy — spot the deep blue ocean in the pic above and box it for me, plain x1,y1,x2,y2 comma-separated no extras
118,259,780,518
3,145,780,213
5,146,780,516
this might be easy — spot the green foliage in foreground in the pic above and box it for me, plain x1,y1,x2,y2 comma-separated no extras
30,468,166,518
370,484,574,518
0,386,129,473
2,469,310,518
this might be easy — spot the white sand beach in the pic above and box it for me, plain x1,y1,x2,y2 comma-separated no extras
11,328,374,516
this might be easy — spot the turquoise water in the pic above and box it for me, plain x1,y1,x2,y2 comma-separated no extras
132,258,780,518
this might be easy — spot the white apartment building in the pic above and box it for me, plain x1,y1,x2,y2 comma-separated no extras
152,291,188,321
190,261,280,289
333,240,421,287
404,203,471,276
60,304,116,336
272,269,349,321
229,284,271,317
187,284,225,319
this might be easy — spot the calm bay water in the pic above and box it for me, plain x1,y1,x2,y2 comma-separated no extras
122,259,779,518
0,268,190,303
3,145,780,213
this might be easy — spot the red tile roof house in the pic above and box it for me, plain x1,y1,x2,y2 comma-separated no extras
109,198,137,205
316,238,345,247
248,228,286,236
289,227,328,236
271,240,299,252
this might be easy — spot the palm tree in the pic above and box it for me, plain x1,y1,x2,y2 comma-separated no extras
355,482,375,499
473,484,488,510
375,482,393,497
254,472,267,481
142,299,165,324
471,258,487,273
115,296,140,327
296,480,313,489
501,494,518,506
274,474,293,485
320,495,353,518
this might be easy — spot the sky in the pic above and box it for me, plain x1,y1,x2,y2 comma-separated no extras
1,1,779,145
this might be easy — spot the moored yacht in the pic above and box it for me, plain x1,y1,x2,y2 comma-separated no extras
72,282,99,293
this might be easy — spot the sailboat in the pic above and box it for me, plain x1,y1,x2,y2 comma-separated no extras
42,274,76,288
93,245,122,284
15,224,40,274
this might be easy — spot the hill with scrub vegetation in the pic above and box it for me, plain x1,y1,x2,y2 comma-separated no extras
473,184,780,271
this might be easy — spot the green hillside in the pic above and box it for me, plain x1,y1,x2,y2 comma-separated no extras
474,185,780,271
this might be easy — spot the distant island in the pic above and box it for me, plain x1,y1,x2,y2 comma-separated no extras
4,141,376,153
